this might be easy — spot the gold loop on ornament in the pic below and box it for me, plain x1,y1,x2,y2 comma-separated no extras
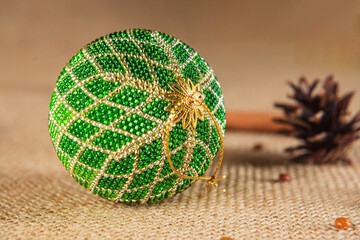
164,78,224,184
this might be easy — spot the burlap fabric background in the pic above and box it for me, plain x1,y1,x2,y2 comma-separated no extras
1,1,360,239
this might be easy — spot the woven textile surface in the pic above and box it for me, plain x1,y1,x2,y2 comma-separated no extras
1,90,360,239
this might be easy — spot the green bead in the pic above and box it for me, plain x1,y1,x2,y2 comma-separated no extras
48,29,226,204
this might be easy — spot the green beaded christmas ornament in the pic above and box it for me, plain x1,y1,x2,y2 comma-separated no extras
48,29,226,204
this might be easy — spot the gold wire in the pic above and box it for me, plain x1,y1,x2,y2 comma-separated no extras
165,102,224,184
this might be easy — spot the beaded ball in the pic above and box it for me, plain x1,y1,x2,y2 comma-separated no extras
48,29,226,204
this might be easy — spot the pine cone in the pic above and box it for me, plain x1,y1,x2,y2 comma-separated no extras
274,75,360,164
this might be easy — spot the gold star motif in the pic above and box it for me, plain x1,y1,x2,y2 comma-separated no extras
165,78,205,129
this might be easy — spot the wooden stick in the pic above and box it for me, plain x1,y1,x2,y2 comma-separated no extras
226,111,291,132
